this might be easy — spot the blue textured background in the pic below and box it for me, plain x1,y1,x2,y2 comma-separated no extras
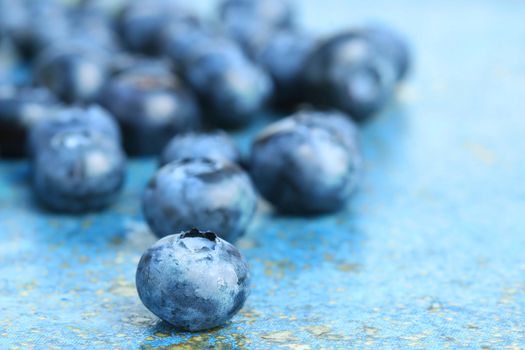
1,0,525,349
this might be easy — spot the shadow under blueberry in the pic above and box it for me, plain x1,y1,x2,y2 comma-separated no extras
143,319,249,349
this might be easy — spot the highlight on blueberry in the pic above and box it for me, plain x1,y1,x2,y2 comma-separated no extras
100,63,200,156
160,131,241,167
0,85,58,158
35,42,110,104
182,37,272,128
136,228,250,331
32,128,126,213
301,30,398,122
142,157,257,242
28,105,120,156
249,110,362,215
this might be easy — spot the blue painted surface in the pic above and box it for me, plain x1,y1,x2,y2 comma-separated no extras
1,0,525,349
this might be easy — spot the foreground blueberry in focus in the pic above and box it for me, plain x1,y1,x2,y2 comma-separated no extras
35,43,109,104
33,129,126,212
100,65,200,156
28,105,120,156
301,31,398,122
136,228,250,331
249,110,361,214
160,131,241,167
143,158,257,242
0,86,58,157
183,39,272,128
219,0,295,55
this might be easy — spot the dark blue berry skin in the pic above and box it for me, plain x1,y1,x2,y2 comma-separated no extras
364,24,411,82
109,54,173,77
100,67,200,156
160,131,241,167
136,229,250,331
159,20,209,71
32,129,126,213
254,30,316,110
0,86,58,158
66,3,120,53
28,105,120,156
219,0,295,55
0,0,69,60
183,39,272,128
249,111,361,215
142,158,257,242
301,31,397,122
35,43,110,104
293,109,361,157
117,0,194,55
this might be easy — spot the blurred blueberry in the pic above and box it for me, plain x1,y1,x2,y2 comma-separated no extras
117,0,194,55
66,3,120,53
0,86,58,158
100,65,200,156
255,29,316,110
160,131,241,167
249,110,362,215
109,54,173,77
32,129,126,213
136,228,250,331
142,158,257,242
364,24,411,82
1,0,70,60
219,0,295,55
183,39,272,128
35,43,110,104
294,109,361,156
29,105,120,156
159,19,210,70
301,31,397,122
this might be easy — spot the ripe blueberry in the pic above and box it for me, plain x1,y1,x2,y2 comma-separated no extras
136,228,250,331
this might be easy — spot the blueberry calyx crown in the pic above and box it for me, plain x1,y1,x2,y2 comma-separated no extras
181,228,218,242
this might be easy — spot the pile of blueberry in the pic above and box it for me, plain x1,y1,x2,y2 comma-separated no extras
0,0,410,332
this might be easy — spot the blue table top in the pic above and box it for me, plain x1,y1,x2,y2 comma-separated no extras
1,0,525,349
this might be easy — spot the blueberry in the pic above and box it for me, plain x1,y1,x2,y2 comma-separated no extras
301,31,397,122
254,29,316,110
1,0,69,60
136,228,250,331
66,3,120,53
142,158,257,242
35,43,110,104
109,54,173,77
117,0,194,55
249,110,361,215
32,129,126,212
100,65,200,156
183,39,272,128
219,0,295,55
160,131,241,167
363,24,411,82
159,19,209,71
28,105,120,156
293,109,361,156
0,86,58,158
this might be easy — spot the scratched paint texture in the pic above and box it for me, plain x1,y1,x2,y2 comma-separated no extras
1,0,525,349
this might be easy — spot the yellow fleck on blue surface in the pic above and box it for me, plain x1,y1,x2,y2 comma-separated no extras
1,0,525,349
